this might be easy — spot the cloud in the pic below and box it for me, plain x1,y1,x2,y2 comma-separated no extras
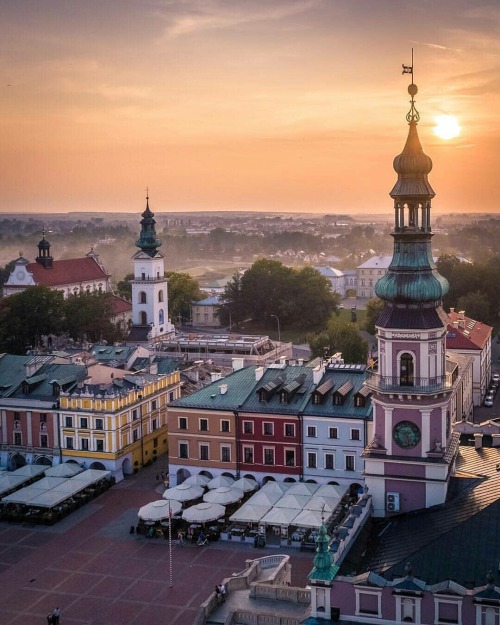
159,0,322,38
410,40,455,51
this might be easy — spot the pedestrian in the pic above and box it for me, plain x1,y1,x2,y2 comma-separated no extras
52,607,60,625
161,470,165,481
220,583,226,603
47,614,53,625
215,585,221,604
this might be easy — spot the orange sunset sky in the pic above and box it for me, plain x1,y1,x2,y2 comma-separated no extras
1,0,499,215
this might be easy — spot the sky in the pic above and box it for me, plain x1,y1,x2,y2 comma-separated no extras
1,0,500,215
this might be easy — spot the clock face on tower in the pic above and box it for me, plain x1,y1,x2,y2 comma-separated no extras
393,421,421,449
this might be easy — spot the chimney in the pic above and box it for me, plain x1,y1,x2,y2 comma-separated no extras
255,366,264,382
450,307,455,314
280,356,286,366
210,372,222,383
232,357,245,371
298,358,304,366
313,364,325,385
219,384,228,395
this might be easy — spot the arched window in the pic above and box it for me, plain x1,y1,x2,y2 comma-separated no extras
158,290,164,303
400,353,414,387
139,291,147,304
140,311,147,325
402,598,414,622
159,309,164,324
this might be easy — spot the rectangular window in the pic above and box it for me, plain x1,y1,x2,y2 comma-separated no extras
152,419,157,431
169,392,174,403
132,409,138,421
436,600,459,624
65,416,73,428
178,417,187,430
356,591,381,617
81,438,89,451
221,446,231,463
80,417,88,429
153,437,158,448
263,422,274,436
221,420,230,433
351,429,360,441
96,440,104,452
243,421,253,435
179,442,188,459
152,400,157,410
40,413,47,423
243,447,254,463
345,454,355,471
325,454,335,470
40,434,48,448
14,411,20,419
307,452,317,469
199,418,208,432
285,449,295,466
200,444,209,461
328,427,338,439
133,429,138,442
66,437,74,450
285,423,295,437
14,432,22,445
96,418,104,430
264,448,275,465
307,426,317,438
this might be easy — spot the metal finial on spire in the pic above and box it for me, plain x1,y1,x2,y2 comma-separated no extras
402,48,420,123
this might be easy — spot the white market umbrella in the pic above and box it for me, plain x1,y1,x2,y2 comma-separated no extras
260,481,289,496
45,463,84,478
203,486,244,505
233,477,258,493
182,502,225,524
184,474,210,487
139,499,182,522
260,507,299,526
163,483,203,502
207,475,235,490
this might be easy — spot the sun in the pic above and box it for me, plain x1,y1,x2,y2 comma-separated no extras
433,114,460,140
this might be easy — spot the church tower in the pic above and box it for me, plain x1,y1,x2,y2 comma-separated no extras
130,195,174,343
363,73,460,517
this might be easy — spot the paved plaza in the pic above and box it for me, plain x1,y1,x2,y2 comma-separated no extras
0,463,314,625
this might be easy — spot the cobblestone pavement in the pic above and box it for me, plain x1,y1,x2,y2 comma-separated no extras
0,463,315,625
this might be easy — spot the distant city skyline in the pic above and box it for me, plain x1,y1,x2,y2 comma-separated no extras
1,0,499,214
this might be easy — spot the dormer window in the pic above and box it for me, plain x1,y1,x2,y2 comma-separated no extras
354,386,371,407
332,381,354,406
52,382,61,396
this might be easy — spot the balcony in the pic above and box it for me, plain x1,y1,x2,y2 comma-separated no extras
365,373,451,394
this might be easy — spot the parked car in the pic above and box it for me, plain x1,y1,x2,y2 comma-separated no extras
484,397,494,407
492,373,500,382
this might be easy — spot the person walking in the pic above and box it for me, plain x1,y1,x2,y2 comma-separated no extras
215,585,221,604
47,614,53,625
220,583,226,603
52,607,60,625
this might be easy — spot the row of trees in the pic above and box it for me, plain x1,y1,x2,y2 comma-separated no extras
0,288,124,354
219,259,340,330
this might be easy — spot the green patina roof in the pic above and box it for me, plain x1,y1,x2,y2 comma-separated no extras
308,522,339,583
135,196,161,257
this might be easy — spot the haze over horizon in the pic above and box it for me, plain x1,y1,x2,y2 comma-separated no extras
1,1,500,215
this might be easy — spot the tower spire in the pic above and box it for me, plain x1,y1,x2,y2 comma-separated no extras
135,192,162,258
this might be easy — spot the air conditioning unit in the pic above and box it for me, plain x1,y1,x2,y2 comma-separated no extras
386,492,400,513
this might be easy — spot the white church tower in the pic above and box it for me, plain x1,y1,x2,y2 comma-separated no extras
129,195,174,343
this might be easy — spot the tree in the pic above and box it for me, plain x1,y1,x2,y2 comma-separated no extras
64,292,124,344
307,316,368,364
165,272,204,323
364,298,385,335
240,259,293,325
456,291,492,325
218,273,245,328
292,266,340,327
0,286,65,353
116,273,133,300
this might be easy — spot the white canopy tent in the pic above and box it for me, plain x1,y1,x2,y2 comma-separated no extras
260,507,299,527
71,469,111,486
244,490,281,507
286,483,320,496
45,463,84,478
292,509,325,529
229,503,272,524
274,494,310,509
0,475,29,497
315,484,346,499
260,481,289,496
10,465,46,478
303,496,340,513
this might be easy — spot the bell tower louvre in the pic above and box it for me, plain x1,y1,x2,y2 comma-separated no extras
363,62,461,517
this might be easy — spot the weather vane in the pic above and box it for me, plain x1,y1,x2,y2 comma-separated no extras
402,48,419,123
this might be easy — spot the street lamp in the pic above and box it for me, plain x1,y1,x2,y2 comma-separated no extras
270,314,281,360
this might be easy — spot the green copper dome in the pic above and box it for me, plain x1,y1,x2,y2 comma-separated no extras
135,195,162,257
308,522,338,583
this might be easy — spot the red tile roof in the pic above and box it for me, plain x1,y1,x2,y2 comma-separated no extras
27,257,109,287
109,295,132,315
446,311,492,350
